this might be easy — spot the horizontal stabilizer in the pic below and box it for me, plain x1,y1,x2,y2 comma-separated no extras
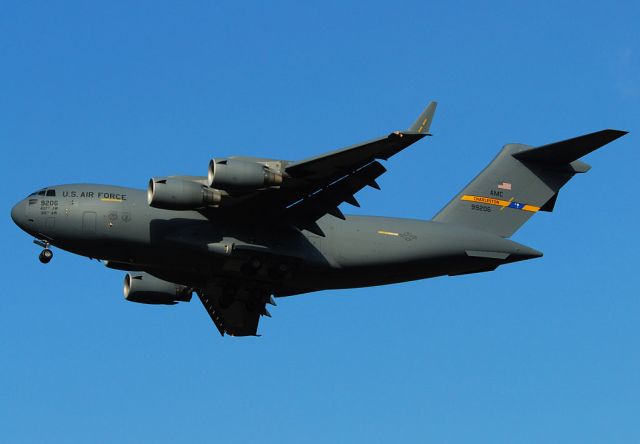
513,129,627,164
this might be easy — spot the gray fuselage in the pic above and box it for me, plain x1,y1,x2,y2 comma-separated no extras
11,183,541,296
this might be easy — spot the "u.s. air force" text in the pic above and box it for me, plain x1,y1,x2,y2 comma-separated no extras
62,191,127,200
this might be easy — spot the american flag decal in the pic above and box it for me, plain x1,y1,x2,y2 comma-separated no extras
497,182,512,190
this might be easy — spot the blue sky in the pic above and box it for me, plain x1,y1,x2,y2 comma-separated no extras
1,1,638,442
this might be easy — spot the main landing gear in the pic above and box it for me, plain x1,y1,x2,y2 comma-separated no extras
34,239,53,264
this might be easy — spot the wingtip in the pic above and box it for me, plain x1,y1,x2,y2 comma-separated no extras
605,129,629,137
599,129,629,143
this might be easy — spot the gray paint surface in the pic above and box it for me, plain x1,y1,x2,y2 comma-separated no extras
10,104,627,336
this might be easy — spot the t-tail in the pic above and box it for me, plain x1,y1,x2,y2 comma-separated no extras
432,129,628,237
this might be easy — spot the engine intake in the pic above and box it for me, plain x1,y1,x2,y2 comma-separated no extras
208,159,282,190
123,273,192,305
148,178,221,210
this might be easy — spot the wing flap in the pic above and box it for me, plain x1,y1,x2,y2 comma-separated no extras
286,161,387,234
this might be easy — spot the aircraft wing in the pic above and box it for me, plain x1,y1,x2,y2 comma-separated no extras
197,285,274,336
286,101,436,178
284,160,387,235
225,102,437,235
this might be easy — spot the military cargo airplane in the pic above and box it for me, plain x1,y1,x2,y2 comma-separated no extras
10,102,627,336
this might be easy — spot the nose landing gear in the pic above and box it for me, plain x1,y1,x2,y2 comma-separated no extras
34,239,53,264
39,248,53,264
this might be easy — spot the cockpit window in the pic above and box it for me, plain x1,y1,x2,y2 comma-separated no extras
27,188,51,197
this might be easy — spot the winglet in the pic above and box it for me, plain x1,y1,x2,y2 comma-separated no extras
407,101,437,134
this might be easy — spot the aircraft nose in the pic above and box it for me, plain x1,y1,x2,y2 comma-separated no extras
11,200,25,229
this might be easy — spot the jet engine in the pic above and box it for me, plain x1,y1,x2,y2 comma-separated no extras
147,178,221,210
123,272,193,305
208,159,282,190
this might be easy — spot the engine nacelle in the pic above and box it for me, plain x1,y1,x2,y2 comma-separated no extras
147,178,221,210
123,273,193,305
208,158,282,190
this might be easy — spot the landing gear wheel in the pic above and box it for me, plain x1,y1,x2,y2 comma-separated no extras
39,248,53,264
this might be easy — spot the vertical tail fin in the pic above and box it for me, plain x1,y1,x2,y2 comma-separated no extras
432,129,627,238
